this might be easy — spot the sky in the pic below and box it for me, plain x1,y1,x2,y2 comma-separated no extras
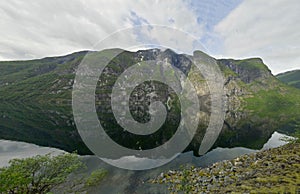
0,0,299,74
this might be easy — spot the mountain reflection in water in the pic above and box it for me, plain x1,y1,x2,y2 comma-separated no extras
0,131,291,193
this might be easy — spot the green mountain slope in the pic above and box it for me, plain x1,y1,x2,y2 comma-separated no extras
0,49,299,155
276,70,300,89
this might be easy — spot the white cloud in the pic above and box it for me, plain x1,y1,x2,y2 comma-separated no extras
1,0,298,74
214,0,300,74
0,0,203,60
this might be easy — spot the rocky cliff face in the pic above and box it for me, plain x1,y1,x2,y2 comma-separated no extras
218,58,272,83
0,49,299,155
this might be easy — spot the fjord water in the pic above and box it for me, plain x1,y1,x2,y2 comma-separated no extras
0,101,285,156
0,132,291,193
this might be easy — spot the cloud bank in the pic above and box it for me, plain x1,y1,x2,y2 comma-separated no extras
0,0,299,73
0,0,202,59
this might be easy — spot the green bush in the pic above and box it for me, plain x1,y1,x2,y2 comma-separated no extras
85,169,108,187
0,153,84,194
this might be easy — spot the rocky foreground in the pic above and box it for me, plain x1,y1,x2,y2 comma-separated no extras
150,143,300,193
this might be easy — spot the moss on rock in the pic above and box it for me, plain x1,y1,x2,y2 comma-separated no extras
151,143,300,193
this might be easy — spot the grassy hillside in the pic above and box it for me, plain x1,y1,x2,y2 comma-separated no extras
0,51,87,102
276,70,300,89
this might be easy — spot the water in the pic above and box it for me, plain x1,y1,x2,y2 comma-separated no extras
0,139,65,167
0,131,291,193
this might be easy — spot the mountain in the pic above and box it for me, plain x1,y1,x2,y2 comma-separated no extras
0,49,299,155
276,70,300,89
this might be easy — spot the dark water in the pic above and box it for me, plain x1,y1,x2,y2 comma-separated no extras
0,132,290,193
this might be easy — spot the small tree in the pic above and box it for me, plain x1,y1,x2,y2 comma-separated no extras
0,153,84,194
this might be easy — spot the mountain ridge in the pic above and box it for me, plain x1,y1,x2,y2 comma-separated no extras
0,49,299,155
276,69,300,89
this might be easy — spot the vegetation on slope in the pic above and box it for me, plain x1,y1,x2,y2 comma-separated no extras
0,153,108,194
244,84,300,133
0,153,83,193
151,140,300,193
277,70,300,89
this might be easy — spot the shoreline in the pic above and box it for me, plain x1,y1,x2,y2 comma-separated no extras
151,142,300,193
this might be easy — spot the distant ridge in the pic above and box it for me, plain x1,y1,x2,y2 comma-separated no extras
276,69,300,89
